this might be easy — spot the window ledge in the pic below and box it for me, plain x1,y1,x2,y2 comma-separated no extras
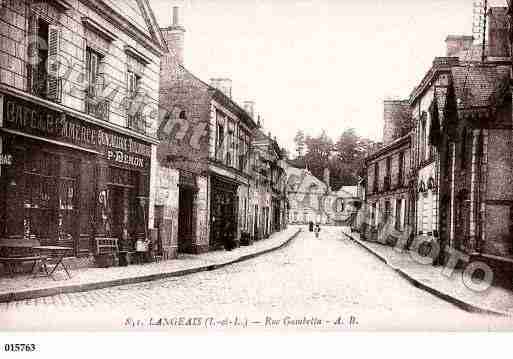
82,17,117,42
124,45,151,65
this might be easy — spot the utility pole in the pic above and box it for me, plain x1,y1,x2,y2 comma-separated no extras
481,0,488,63
472,1,488,62
508,0,513,75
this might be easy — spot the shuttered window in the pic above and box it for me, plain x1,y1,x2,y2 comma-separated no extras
46,25,62,102
127,70,145,133
127,70,139,97
86,48,101,96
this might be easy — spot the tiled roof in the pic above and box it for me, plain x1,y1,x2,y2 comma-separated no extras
450,65,505,109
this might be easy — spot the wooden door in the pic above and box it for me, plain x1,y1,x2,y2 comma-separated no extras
178,187,194,252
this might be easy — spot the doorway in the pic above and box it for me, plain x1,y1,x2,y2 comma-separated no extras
108,186,125,240
178,187,194,253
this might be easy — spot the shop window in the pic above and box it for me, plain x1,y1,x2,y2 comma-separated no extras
23,152,78,243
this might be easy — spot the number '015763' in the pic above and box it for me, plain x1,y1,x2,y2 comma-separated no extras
4,344,37,352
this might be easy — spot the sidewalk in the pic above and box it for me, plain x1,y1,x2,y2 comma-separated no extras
0,227,301,303
342,229,513,316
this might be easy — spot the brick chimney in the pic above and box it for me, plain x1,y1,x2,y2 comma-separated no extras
445,35,474,57
487,7,511,59
210,78,232,98
243,101,255,119
383,99,411,145
161,6,186,64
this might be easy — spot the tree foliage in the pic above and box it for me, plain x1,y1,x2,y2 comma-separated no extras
303,130,333,181
293,130,305,157
296,128,380,189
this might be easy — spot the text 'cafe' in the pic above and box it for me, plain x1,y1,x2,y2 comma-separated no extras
0,92,154,258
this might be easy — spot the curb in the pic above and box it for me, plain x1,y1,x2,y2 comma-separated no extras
342,231,510,317
0,229,302,303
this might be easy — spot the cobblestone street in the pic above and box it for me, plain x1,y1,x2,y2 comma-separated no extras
1,226,512,331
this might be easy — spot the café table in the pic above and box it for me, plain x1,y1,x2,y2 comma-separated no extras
32,246,73,280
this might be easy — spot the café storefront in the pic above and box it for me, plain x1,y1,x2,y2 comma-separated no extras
0,92,152,257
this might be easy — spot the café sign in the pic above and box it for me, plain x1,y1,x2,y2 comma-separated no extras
0,153,12,166
2,94,151,169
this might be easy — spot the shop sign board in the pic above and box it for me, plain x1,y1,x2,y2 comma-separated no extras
0,153,12,166
2,94,151,170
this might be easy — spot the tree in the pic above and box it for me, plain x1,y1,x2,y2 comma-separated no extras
331,129,381,187
288,127,381,190
293,130,305,158
304,130,333,182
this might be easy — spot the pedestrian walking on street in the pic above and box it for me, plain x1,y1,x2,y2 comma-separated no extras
314,223,321,239
308,221,314,232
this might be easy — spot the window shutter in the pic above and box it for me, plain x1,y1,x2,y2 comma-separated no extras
27,14,39,93
47,25,62,102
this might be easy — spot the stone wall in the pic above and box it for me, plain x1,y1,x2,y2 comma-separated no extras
0,0,161,134
154,165,179,258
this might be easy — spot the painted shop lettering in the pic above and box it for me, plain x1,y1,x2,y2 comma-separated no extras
0,153,12,166
3,96,151,160
107,150,144,168
61,121,97,145
5,100,63,136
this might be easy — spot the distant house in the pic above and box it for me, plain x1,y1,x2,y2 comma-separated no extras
285,162,361,226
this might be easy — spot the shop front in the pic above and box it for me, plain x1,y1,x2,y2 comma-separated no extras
0,92,152,257
210,175,239,250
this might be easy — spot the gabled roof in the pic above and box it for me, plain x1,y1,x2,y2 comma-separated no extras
160,56,258,129
286,166,328,193
253,129,283,159
210,88,258,129
451,64,510,110
102,0,167,53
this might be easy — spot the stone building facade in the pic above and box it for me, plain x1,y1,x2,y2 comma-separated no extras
409,57,457,247
251,129,287,240
286,164,329,225
0,0,165,257
431,66,512,277
157,7,261,256
286,162,360,226
361,7,513,280
363,100,413,243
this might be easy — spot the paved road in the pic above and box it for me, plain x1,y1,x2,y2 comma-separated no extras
1,226,512,330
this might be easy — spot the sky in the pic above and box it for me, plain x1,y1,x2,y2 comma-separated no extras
148,0,507,154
